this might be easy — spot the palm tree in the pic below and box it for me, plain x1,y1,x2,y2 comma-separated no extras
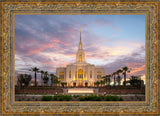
112,72,116,86
95,81,100,87
102,76,106,86
104,75,111,86
29,67,39,87
23,74,32,87
129,75,141,87
107,74,111,86
17,74,24,89
100,80,104,87
122,66,130,86
116,69,123,86
44,71,48,77
40,70,44,86
94,82,97,87
43,71,49,86
50,73,56,87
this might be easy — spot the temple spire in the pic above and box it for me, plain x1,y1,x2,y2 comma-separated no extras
80,28,81,42
79,29,82,49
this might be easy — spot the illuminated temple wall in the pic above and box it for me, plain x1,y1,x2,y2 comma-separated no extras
56,30,105,87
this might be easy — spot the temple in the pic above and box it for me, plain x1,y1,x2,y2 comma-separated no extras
56,29,105,87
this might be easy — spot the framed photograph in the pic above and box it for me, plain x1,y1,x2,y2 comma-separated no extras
0,0,159,115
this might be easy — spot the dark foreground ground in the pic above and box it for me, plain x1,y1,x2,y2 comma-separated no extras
15,94,145,101
15,86,145,101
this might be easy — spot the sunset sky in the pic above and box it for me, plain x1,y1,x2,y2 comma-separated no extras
15,15,145,84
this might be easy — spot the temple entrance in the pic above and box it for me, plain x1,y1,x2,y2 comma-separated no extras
85,82,88,87
78,80,83,87
73,82,76,87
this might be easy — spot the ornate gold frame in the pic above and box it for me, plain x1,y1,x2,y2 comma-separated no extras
1,1,159,115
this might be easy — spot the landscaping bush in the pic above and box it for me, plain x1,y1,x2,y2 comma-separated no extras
54,95,72,101
79,95,102,101
105,95,121,101
63,95,72,101
96,96,102,101
79,96,85,101
119,97,123,101
112,95,119,101
73,95,79,98
53,95,58,101
105,95,112,101
41,96,52,101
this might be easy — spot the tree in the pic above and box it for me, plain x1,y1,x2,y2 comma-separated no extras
104,75,111,86
17,74,24,88
122,66,130,86
61,82,67,87
23,74,32,87
112,72,117,86
50,73,59,87
129,76,142,87
94,82,97,87
43,71,49,85
97,81,100,87
17,74,32,87
29,67,39,87
116,69,123,86
39,70,44,86
102,76,106,86
107,75,111,86
100,80,105,87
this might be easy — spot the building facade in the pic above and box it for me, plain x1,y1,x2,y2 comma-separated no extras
56,30,105,87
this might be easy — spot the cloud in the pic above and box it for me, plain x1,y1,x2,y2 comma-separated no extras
103,45,145,79
15,15,145,83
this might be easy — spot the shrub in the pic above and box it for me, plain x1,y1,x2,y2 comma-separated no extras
79,95,102,101
112,95,119,101
79,96,85,101
119,97,123,101
105,95,120,101
59,97,63,101
105,95,112,101
58,95,72,101
53,95,58,101
65,95,72,101
96,96,102,101
41,96,52,101
73,95,79,98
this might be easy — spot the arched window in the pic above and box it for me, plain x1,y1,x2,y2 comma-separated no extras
75,71,77,80
59,72,64,81
90,71,92,78
69,71,71,78
84,71,86,80
78,69,83,79
97,72,102,78
79,55,82,62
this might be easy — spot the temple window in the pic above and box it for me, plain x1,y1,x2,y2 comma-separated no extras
97,72,102,78
90,71,92,78
69,71,71,78
59,72,64,80
79,55,82,62
75,71,77,80
84,71,86,80
78,69,83,78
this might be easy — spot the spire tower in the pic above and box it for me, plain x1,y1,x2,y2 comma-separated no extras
79,29,82,49
76,29,85,63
